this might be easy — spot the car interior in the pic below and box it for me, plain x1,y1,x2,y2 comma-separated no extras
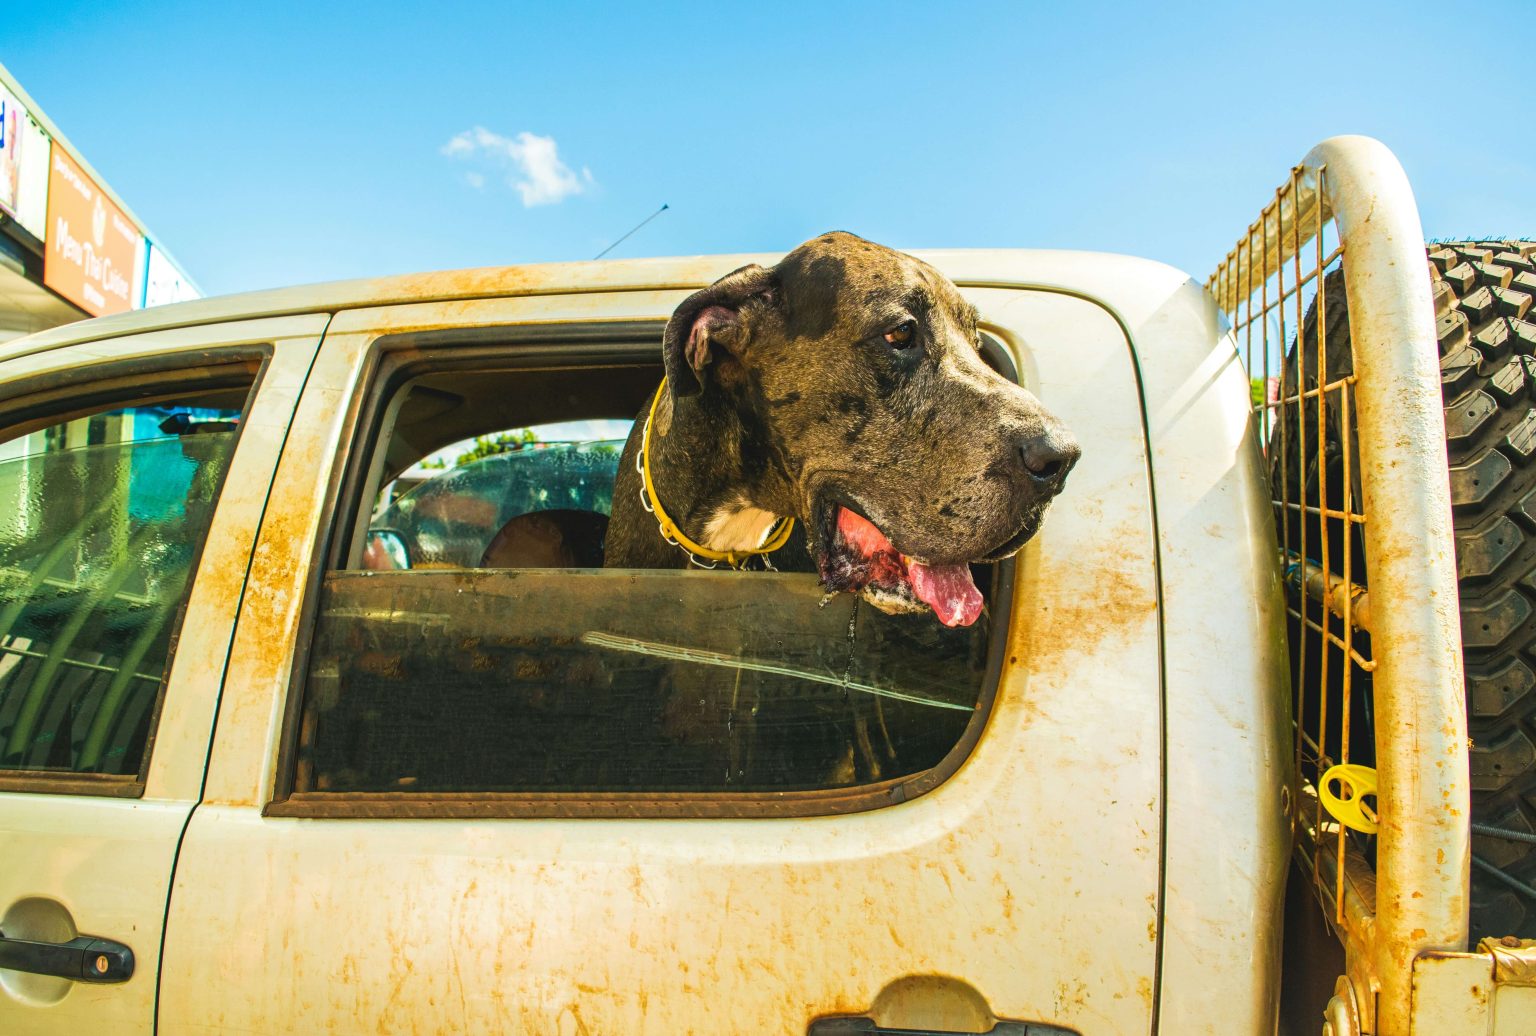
353,363,654,572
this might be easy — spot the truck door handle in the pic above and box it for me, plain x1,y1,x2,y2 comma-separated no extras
809,1019,1076,1035
0,929,135,983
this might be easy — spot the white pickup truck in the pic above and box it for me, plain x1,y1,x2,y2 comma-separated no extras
0,136,1528,1035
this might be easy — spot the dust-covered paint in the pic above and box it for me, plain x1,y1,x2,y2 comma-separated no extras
0,247,1298,1034
158,279,1177,1034
0,316,326,1036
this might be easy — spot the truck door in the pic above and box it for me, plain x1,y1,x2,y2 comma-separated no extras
0,317,323,1035
161,282,1163,1034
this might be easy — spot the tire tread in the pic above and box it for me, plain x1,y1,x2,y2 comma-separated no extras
1431,242,1536,938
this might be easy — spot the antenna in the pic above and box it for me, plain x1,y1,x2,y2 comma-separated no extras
594,203,669,260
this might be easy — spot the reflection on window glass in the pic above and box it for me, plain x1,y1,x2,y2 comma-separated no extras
299,567,995,796
0,403,241,776
302,366,999,803
366,437,623,571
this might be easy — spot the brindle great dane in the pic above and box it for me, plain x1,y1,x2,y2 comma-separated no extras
606,231,1079,627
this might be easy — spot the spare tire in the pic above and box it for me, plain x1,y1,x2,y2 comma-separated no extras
1274,240,1536,942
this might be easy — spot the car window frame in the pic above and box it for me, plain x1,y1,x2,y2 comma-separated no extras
0,347,270,797
266,320,1017,819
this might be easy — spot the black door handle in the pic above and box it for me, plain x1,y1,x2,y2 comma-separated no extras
809,1019,1077,1036
0,929,134,983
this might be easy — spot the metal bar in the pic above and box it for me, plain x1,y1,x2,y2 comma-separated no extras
1272,371,1359,407
1314,176,1350,928
1311,137,1469,1036
1311,198,1347,925
1338,369,1362,934
1472,822,1536,847
1298,726,1328,765
1471,855,1536,904
1284,552,1373,634
0,640,160,681
1274,501,1368,524
1285,174,1325,907
1206,169,1333,314
1286,608,1374,670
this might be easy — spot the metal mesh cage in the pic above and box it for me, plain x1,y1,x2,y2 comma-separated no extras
1207,138,1470,1036
1210,166,1367,928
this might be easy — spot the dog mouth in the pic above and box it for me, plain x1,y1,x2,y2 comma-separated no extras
978,509,1044,562
816,503,986,628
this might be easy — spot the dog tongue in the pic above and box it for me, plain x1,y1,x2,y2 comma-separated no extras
835,507,895,557
907,561,985,627
834,508,983,628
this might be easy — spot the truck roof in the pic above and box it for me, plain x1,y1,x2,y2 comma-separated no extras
3,248,1196,361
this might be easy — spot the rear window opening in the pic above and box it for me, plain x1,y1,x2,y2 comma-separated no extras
277,337,1014,816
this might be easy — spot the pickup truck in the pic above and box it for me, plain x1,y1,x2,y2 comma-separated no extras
0,135,1528,1035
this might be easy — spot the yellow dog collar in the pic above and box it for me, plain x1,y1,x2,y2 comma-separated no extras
638,378,795,568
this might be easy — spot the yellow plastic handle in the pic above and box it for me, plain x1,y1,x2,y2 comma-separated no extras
1319,764,1379,835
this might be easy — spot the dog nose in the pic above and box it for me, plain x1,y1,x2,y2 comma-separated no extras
1020,431,1080,492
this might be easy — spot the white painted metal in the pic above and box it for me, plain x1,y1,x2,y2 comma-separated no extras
1133,274,1294,1033
0,249,1296,1032
161,279,1174,1034
0,317,325,1035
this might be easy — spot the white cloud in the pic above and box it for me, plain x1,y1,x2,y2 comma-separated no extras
441,126,590,206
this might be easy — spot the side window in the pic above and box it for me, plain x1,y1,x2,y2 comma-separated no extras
362,421,627,572
283,349,1007,814
0,379,251,783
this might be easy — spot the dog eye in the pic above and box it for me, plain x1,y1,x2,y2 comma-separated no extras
882,321,917,348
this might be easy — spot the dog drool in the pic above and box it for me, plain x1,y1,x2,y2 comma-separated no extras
830,508,985,628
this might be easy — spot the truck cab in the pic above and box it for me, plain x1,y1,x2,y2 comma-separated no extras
0,241,1292,1034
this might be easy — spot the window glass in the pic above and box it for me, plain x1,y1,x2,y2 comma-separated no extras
300,569,990,793
293,365,1000,802
0,398,243,776
364,421,627,571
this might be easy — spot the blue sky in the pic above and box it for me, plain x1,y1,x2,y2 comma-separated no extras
7,1,1532,297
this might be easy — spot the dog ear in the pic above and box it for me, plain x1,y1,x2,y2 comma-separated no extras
662,264,776,397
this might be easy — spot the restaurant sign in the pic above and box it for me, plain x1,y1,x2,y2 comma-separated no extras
43,146,142,316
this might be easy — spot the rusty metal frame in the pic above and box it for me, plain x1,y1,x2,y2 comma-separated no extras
265,321,1020,820
0,348,270,797
1208,136,1469,1035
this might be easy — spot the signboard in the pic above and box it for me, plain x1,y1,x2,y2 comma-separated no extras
143,242,201,308
0,84,50,239
43,147,141,316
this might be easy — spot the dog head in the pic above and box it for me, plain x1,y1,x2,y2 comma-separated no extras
662,231,1079,626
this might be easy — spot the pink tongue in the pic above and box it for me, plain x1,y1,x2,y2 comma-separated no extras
834,508,983,627
908,561,984,628
836,507,895,555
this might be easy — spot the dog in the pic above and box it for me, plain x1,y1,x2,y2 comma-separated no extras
606,231,1078,628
